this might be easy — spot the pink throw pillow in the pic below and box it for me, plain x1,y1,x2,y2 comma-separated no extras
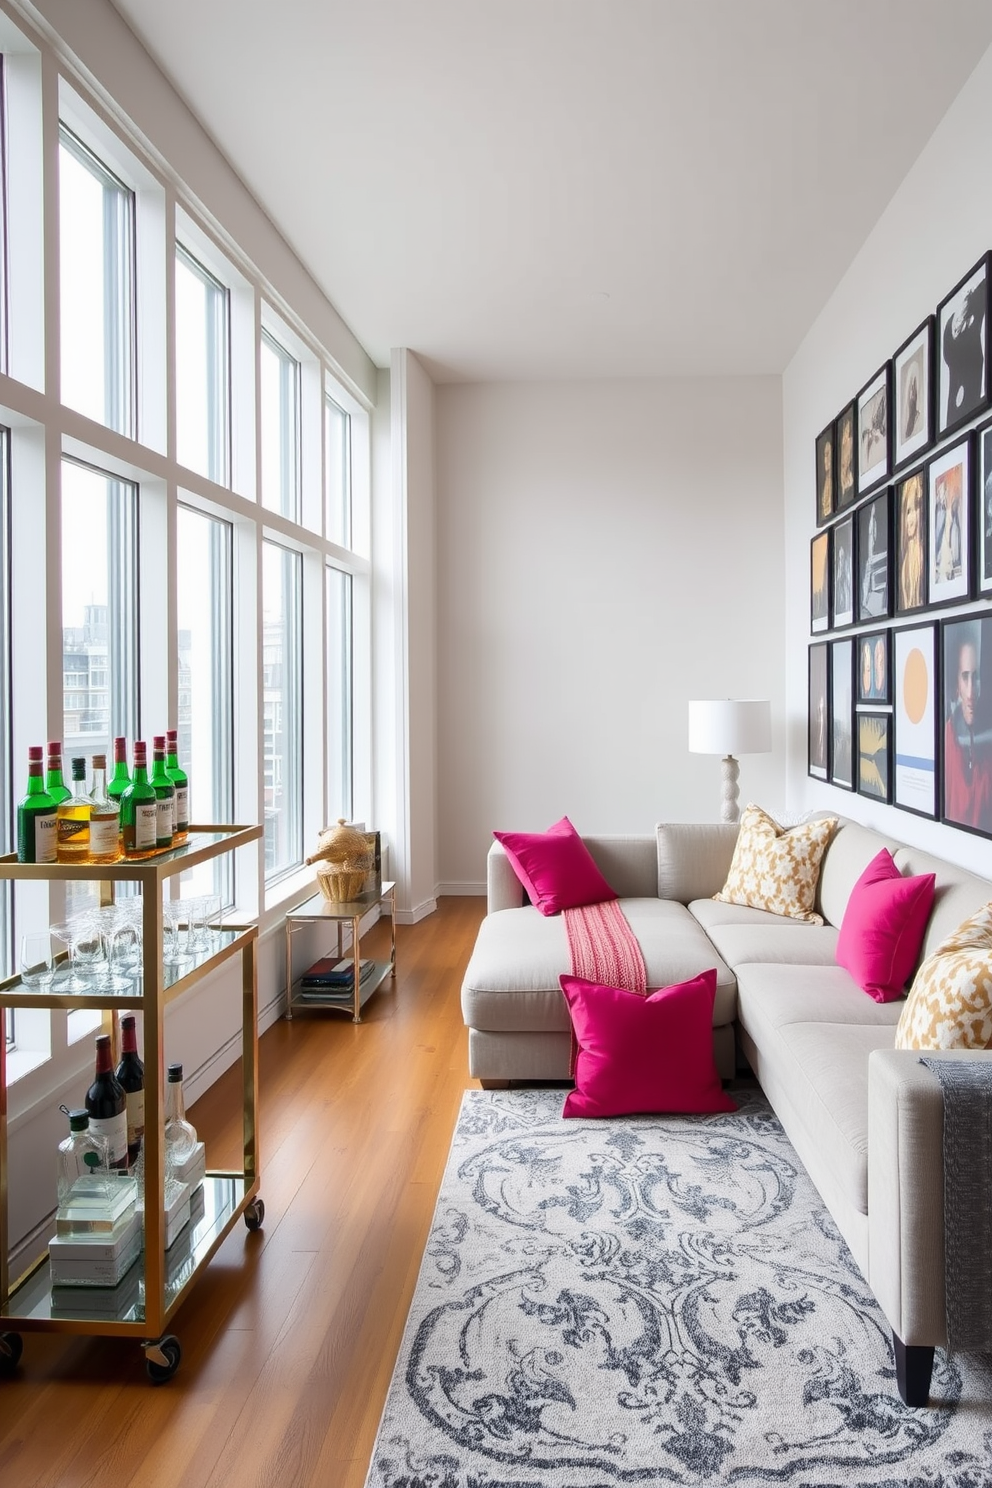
559,968,737,1119
835,848,935,1004
493,816,617,916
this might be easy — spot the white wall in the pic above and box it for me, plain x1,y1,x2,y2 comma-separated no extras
784,40,992,877
435,377,785,892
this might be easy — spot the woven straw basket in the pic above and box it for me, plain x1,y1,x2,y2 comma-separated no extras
307,819,374,903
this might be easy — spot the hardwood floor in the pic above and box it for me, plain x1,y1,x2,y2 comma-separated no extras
1,896,487,1488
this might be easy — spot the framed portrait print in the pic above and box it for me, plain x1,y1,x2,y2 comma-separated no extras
815,421,835,527
856,363,890,496
810,530,830,634
857,713,892,803
937,252,991,439
940,613,992,838
856,488,891,622
892,622,937,819
830,514,854,629
926,435,971,608
808,642,829,781
856,629,890,704
977,414,992,596
835,401,857,511
892,317,934,471
894,468,927,616
829,637,854,790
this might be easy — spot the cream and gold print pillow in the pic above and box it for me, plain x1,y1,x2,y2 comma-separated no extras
895,902,992,1050
714,804,838,925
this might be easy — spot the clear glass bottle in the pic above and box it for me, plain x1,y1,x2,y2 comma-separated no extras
165,728,189,841
88,752,121,864
57,1106,112,1208
16,746,58,864
150,736,176,848
165,1062,198,1169
56,755,92,862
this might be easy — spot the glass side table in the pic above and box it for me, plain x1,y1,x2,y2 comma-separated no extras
284,881,396,1023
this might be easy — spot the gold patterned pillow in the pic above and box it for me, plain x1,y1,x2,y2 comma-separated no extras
895,903,992,1050
714,804,838,925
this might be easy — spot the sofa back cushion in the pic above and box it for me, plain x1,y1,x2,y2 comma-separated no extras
816,819,903,928
893,846,992,960
656,822,740,903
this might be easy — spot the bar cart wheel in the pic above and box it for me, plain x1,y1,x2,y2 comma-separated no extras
144,1333,182,1384
244,1197,265,1231
0,1331,23,1375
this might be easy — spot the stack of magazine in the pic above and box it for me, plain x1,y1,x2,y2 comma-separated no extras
299,955,377,1002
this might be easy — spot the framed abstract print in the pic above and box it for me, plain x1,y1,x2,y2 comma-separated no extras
829,637,854,790
892,317,934,471
977,414,992,596
940,613,992,838
894,468,926,617
937,252,991,439
856,363,890,496
856,629,890,705
808,642,829,781
830,513,854,629
835,400,857,511
926,435,971,608
855,487,891,622
815,421,835,527
810,530,830,634
857,713,892,803
892,622,937,819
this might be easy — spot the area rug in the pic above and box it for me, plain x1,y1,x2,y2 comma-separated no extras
365,1089,992,1487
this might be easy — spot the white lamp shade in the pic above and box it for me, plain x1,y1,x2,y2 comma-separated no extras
688,699,771,757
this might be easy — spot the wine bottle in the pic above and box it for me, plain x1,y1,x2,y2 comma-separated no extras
165,729,188,842
165,1062,198,1169
150,736,176,849
88,753,121,864
56,756,92,862
45,742,72,805
107,736,131,805
85,1034,129,1171
115,1015,144,1168
17,746,58,864
120,741,158,858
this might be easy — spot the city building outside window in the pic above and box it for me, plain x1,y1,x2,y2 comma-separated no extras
326,564,352,824
262,539,302,879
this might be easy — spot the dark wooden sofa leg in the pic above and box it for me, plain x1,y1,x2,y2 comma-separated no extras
892,1332,935,1406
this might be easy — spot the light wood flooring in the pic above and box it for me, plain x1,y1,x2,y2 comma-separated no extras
1,895,487,1488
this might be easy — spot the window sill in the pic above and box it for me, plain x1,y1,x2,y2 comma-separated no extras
5,1046,50,1085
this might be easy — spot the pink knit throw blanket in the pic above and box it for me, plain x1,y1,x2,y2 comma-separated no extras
563,899,647,994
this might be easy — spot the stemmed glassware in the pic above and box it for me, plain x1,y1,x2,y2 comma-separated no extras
50,914,105,993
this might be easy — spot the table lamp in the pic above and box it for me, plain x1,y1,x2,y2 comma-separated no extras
688,699,772,823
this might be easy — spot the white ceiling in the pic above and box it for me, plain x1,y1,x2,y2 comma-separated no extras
110,0,992,382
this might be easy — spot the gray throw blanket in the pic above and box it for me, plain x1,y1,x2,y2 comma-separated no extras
919,1057,992,1350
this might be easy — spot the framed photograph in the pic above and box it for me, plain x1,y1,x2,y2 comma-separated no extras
808,642,830,781
856,487,891,622
815,421,835,527
894,467,927,616
856,363,890,496
810,530,830,634
926,435,971,608
835,401,857,511
829,637,854,790
856,629,890,704
893,622,937,818
857,712,892,803
893,317,934,470
977,414,992,596
940,613,992,837
830,514,854,629
937,252,990,439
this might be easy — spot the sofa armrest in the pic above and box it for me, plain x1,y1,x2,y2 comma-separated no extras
487,842,525,912
867,1047,992,1346
656,822,739,903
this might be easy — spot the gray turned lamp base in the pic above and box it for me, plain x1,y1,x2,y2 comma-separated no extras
720,754,741,824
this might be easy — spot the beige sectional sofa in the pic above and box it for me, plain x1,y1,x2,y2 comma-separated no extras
460,815,992,1406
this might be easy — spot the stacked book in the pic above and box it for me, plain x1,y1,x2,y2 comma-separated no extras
299,956,377,1001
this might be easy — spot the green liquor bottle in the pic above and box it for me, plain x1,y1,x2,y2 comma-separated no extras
107,736,131,805
150,736,176,848
45,742,72,806
165,728,188,842
17,746,58,863
120,741,158,858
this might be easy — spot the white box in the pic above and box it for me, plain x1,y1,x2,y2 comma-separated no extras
52,1264,142,1317
49,1220,142,1286
171,1141,206,1192
138,1175,191,1249
49,1209,140,1264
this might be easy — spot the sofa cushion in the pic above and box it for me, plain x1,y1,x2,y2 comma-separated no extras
892,846,992,961
688,898,800,932
493,816,617,916
704,921,840,970
735,962,903,1050
656,822,740,903
714,804,838,925
815,819,903,929
834,849,935,1003
895,902,992,1050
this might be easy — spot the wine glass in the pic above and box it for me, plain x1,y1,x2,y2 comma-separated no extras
50,915,101,993
162,896,192,972
94,905,137,992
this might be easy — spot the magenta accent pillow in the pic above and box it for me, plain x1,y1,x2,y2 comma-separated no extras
493,816,617,916
558,968,736,1119
835,848,936,1004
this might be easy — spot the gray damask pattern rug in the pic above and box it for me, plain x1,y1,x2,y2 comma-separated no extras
364,1089,992,1487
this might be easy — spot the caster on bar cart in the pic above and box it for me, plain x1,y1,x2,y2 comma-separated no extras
244,1197,265,1231
0,1331,23,1376
144,1333,182,1384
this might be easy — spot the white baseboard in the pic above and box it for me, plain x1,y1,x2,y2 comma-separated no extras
397,896,437,925
436,881,486,897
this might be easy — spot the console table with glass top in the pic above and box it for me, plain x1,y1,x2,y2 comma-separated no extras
284,880,396,1023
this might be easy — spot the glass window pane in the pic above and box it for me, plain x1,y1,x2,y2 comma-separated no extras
0,429,10,1046
325,395,351,548
59,127,134,436
177,504,234,903
326,565,352,823
176,245,230,484
262,540,301,878
260,329,299,520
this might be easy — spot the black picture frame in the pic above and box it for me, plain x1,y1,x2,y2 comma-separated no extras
855,487,891,622
926,433,972,610
892,621,938,819
856,363,891,497
830,514,854,630
856,629,890,705
857,712,892,803
894,467,927,617
815,421,835,528
808,642,830,781
940,613,992,838
835,401,857,511
937,252,991,439
976,414,992,597
892,317,934,471
811,530,830,634
829,636,854,790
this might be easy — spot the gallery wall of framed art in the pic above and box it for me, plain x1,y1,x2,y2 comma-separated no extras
807,250,992,843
